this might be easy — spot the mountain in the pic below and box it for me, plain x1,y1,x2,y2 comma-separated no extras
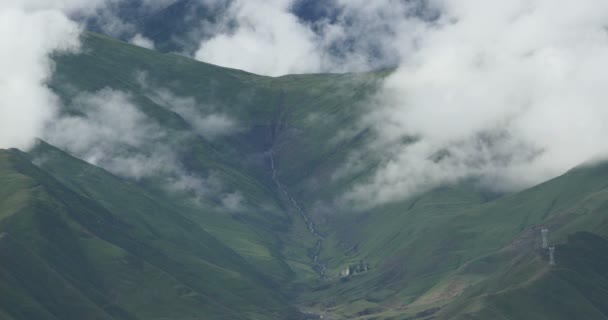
0,144,299,320
1,32,607,319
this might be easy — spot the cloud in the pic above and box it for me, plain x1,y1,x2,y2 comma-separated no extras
43,88,247,212
136,73,240,139
159,94,240,140
123,0,608,208
43,89,200,193
44,89,170,179
6,0,608,212
0,6,81,150
311,0,432,71
47,90,205,203
341,0,608,208
221,192,246,212
195,0,322,76
193,0,434,75
129,33,155,49
1,0,423,79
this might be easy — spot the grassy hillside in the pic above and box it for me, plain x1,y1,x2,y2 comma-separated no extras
0,148,299,319
2,31,608,319
300,162,608,319
49,32,389,285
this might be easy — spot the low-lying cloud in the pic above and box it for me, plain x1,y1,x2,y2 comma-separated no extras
136,73,241,139
129,33,155,49
4,0,608,211
342,0,608,207
194,0,608,207
193,0,427,75
150,90,240,140
44,88,244,211
0,6,80,150
45,89,168,179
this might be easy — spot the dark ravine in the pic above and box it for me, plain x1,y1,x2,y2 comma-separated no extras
268,150,328,279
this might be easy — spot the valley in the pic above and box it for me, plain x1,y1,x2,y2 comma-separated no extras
0,32,607,320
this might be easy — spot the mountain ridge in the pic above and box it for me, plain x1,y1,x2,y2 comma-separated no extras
0,31,607,319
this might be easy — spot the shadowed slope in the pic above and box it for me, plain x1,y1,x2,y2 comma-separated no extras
0,148,299,320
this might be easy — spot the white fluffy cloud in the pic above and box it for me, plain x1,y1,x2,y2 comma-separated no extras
153,90,240,139
195,0,322,76
186,0,608,207
129,33,156,49
0,7,80,150
136,73,241,139
343,0,608,207
4,0,608,210
42,88,248,212
44,89,165,178
44,88,215,198
193,0,431,75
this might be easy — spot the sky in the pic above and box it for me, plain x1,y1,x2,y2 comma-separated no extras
2,0,608,208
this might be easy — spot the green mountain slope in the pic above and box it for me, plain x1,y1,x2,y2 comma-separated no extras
0,148,298,319
306,162,608,319
445,231,608,320
49,32,388,284
2,31,608,320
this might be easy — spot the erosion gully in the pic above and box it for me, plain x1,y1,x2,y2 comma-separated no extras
268,150,328,279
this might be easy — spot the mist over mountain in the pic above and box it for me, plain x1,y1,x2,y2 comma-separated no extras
1,1,608,319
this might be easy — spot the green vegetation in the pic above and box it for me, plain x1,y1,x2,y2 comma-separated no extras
1,32,608,319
